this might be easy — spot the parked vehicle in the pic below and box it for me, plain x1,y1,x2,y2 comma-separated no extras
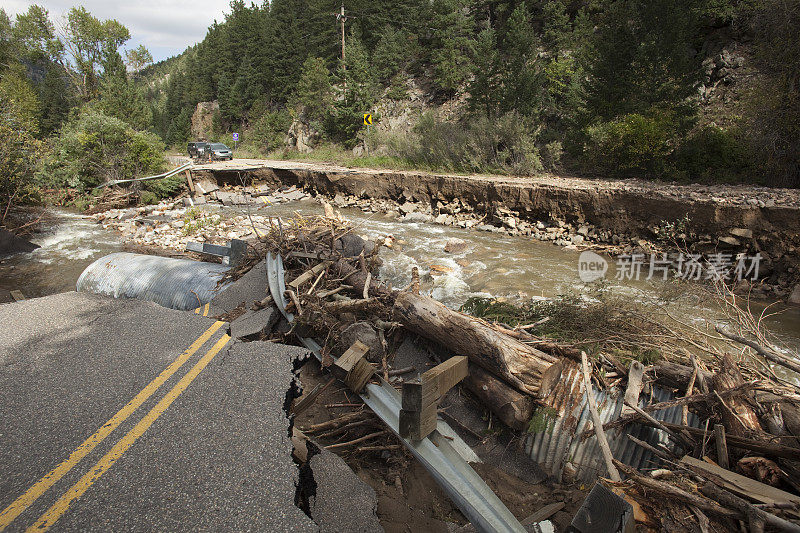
187,142,209,161
207,143,233,161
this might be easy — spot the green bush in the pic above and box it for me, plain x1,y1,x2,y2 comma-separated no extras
41,108,165,191
582,112,677,178
673,126,752,183
388,111,542,175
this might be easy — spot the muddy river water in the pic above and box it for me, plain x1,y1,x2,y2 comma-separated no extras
4,203,800,355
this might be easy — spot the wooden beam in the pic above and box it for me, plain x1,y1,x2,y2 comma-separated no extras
332,340,373,393
185,170,195,195
714,424,729,469
289,261,332,290
682,455,800,511
402,356,469,412
335,340,370,373
400,356,469,441
622,360,644,416
10,290,25,302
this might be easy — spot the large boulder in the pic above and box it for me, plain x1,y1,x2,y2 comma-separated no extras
286,119,320,153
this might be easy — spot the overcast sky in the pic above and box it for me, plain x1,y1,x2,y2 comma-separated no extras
4,0,233,62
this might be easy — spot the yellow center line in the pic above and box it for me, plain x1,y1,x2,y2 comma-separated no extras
202,303,210,317
28,334,232,532
194,307,201,314
0,321,225,531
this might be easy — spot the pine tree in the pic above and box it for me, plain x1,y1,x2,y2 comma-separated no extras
97,49,152,130
429,0,475,97
291,57,332,123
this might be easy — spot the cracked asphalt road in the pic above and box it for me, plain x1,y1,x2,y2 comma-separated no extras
0,292,316,532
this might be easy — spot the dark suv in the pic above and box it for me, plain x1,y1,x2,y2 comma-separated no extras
187,142,209,160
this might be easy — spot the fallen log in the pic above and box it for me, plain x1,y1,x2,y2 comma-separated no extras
331,259,392,299
393,292,559,396
700,482,800,533
462,364,535,431
712,354,763,439
652,360,713,391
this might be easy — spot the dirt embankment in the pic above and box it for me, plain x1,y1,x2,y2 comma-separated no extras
192,159,800,294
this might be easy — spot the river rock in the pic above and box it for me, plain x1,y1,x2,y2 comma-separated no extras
339,321,383,363
399,201,417,214
718,236,741,247
429,264,453,274
571,234,585,245
335,233,368,257
729,228,753,239
401,212,430,223
0,229,39,256
444,238,468,254
789,285,800,305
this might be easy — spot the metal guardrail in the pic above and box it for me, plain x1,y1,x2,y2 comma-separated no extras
265,253,533,533
95,162,193,188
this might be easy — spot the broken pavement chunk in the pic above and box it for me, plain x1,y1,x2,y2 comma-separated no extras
210,259,267,314
230,306,279,338
308,448,383,532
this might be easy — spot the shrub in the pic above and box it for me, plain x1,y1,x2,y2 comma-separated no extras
41,108,165,191
388,111,542,174
582,112,677,178
541,140,563,171
673,126,752,183
0,97,43,220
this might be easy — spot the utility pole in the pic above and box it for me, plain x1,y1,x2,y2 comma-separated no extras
337,4,347,92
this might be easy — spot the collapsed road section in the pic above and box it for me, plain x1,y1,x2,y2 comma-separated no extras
0,293,318,531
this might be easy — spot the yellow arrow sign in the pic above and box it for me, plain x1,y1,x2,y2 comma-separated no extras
363,113,372,126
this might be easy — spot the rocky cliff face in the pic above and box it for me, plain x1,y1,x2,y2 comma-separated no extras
191,100,219,140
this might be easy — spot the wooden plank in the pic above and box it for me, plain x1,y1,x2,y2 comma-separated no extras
401,356,469,412
344,358,374,393
335,340,370,373
185,170,195,194
622,360,644,416
714,424,729,469
423,355,469,394
682,455,800,509
401,381,440,412
292,378,335,416
10,290,25,302
521,502,565,525
289,261,332,289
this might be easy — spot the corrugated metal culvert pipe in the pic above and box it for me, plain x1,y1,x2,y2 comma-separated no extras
77,252,230,311
525,360,700,482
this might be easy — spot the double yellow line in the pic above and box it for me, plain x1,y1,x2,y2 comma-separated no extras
194,303,211,316
0,320,230,532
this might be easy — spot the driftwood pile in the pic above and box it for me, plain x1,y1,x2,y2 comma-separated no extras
238,210,800,532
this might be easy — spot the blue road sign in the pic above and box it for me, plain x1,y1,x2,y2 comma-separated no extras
232,132,239,142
